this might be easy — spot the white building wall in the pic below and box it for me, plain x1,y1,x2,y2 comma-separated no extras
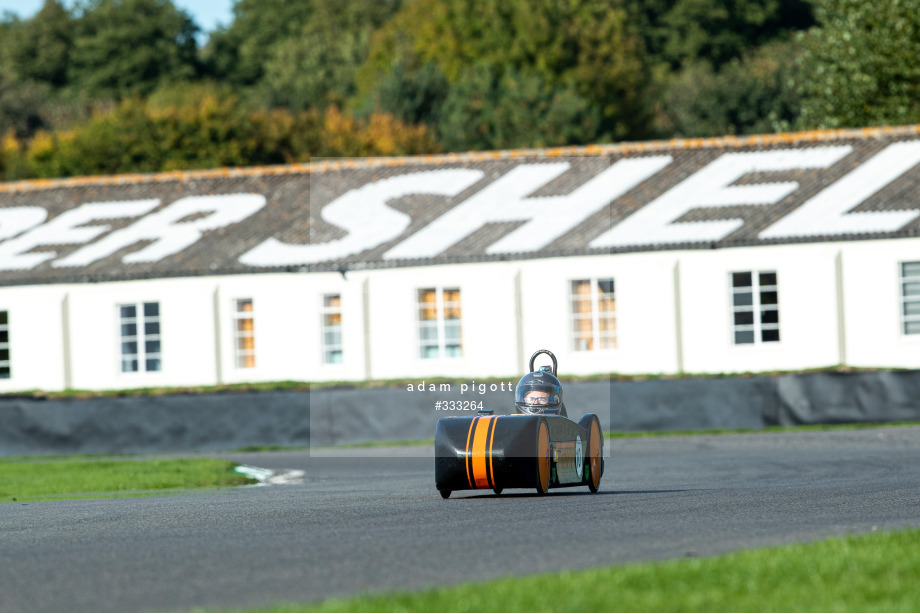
359,253,684,381
841,238,920,369
1,237,919,394
0,284,68,393
363,262,521,381
678,242,844,374
305,272,369,383
518,252,681,376
66,277,218,391
217,273,314,384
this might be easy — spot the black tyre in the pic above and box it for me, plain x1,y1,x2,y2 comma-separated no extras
585,415,603,493
439,489,451,499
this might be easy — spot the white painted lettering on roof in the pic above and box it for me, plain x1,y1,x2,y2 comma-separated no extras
1,137,920,275
239,169,484,266
384,156,673,260
589,146,853,249
0,207,47,243
759,141,920,239
55,194,266,267
0,200,159,271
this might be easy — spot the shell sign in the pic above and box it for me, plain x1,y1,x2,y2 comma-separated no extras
0,126,918,282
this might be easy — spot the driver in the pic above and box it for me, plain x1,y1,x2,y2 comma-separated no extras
514,368,564,415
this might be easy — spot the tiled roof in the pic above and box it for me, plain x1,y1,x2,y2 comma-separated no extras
0,125,919,286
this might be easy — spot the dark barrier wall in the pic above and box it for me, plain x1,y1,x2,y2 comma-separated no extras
2,371,920,455
0,392,310,456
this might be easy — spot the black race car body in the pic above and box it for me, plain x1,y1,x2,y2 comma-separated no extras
435,349,604,498
435,412,603,497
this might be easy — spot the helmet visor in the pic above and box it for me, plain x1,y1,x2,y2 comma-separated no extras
515,383,561,408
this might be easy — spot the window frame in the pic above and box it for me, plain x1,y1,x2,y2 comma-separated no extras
320,293,344,365
900,261,920,336
729,271,780,346
416,287,463,360
118,301,162,374
0,310,10,379
233,298,256,369
569,278,617,352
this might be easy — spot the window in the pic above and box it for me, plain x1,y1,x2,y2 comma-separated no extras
234,299,256,368
0,311,9,379
731,271,779,345
321,294,343,364
417,288,462,359
570,279,616,351
901,262,920,335
119,302,161,372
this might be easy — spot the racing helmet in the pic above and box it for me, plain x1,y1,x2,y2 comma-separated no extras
514,368,563,414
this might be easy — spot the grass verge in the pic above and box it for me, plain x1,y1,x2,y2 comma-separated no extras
266,527,920,612
0,456,256,503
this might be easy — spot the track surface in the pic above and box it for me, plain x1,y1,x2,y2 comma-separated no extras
3,427,920,612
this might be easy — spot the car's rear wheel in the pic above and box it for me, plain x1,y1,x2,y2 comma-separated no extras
586,416,603,493
535,420,550,495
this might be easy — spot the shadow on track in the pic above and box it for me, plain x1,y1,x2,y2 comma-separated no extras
447,488,692,499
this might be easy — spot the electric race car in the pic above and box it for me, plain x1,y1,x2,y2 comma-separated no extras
435,350,604,498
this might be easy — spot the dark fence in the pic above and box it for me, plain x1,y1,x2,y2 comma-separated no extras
2,371,919,456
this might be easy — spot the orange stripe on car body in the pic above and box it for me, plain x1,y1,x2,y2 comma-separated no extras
471,416,495,489
464,417,477,489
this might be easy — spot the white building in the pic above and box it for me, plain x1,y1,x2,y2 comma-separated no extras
0,125,918,393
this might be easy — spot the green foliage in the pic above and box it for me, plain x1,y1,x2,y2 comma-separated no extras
660,40,803,137
0,14,22,76
5,0,74,87
18,85,439,179
3,0,915,174
363,61,450,128
626,0,815,70
796,0,920,129
0,129,26,181
203,0,316,86
358,0,652,143
258,0,404,111
437,64,601,151
0,77,54,137
66,0,200,100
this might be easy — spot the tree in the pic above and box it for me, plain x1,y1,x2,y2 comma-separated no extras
258,0,403,111
436,64,601,151
0,15,22,76
361,61,450,128
796,0,920,129
20,87,439,179
0,129,26,181
624,0,814,71
67,0,200,100
7,0,74,87
0,4,89,138
203,0,315,86
660,39,802,137
0,77,53,137
357,0,651,143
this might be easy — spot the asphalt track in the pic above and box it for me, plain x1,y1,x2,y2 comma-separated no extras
3,427,920,612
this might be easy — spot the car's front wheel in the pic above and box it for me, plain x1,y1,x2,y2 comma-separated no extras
535,420,550,495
